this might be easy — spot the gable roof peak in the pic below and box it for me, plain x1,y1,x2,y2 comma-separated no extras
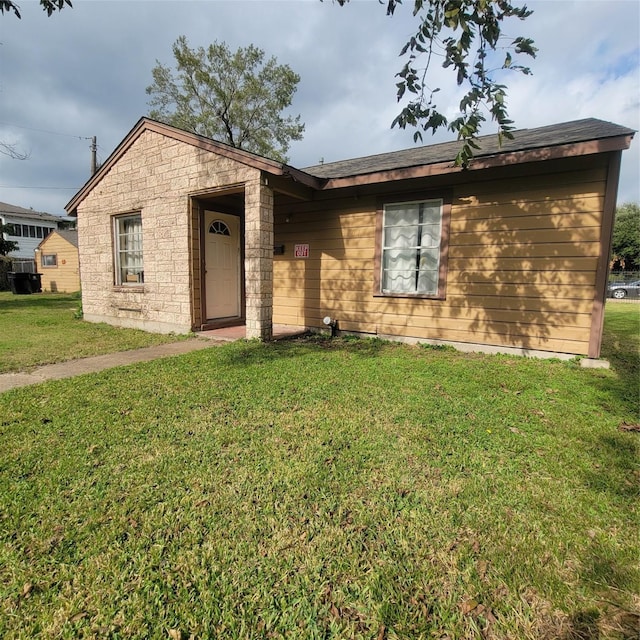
66,117,317,214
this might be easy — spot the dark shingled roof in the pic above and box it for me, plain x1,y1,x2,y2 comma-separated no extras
302,118,635,180
55,229,78,248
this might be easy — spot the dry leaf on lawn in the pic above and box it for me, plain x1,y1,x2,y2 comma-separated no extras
461,599,479,615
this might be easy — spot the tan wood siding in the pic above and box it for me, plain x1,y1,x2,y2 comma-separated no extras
35,234,80,293
273,159,608,355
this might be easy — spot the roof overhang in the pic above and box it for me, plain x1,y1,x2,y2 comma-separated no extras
65,118,634,214
65,118,323,215
317,133,635,190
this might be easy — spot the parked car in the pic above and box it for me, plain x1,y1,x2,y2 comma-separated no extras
607,280,640,298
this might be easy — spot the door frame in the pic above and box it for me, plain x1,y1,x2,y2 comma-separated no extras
191,190,246,330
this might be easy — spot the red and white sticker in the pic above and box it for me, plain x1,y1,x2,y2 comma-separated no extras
294,244,309,258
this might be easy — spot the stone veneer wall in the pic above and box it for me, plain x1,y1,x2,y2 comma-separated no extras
244,180,274,340
77,129,267,335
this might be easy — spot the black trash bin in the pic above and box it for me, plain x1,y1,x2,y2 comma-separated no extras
8,272,32,294
29,273,42,293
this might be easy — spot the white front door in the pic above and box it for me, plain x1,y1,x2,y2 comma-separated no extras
204,211,241,320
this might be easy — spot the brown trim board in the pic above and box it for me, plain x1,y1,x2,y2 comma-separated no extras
321,135,634,191
588,150,622,359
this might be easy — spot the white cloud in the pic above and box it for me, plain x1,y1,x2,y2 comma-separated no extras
0,0,637,213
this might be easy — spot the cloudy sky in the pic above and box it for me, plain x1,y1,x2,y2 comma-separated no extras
0,0,638,217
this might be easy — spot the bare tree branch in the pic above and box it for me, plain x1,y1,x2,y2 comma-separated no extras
0,140,30,160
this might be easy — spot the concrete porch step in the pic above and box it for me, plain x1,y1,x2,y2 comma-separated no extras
198,324,308,342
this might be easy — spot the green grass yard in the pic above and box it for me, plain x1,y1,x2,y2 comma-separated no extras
0,292,189,374
601,301,640,381
0,298,638,638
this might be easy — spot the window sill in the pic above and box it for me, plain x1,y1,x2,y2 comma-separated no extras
113,285,145,293
373,292,445,300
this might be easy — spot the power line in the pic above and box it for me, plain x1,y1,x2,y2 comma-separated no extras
1,122,98,175
0,121,92,141
0,185,80,190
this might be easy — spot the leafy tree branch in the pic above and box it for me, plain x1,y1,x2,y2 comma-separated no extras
1,0,71,19
333,0,537,165
146,37,305,163
611,203,640,271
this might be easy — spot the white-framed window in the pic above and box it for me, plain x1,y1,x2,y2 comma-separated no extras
374,193,451,299
380,198,445,296
41,254,57,267
114,213,143,285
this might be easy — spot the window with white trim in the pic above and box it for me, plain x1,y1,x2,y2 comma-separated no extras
114,213,144,285
381,199,444,295
5,224,53,238
41,254,57,267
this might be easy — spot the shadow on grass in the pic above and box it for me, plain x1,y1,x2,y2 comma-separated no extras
586,365,639,430
598,302,640,415
582,433,639,499
569,547,640,640
580,545,638,594
587,311,640,429
215,335,391,367
562,609,601,640
0,292,80,312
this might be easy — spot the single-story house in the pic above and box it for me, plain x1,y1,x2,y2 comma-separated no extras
65,117,634,360
34,229,80,293
0,201,64,260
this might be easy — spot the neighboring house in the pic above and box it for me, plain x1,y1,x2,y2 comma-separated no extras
65,117,634,360
34,230,80,293
0,201,63,259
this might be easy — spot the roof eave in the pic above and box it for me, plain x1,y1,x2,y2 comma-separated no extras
319,133,635,190
0,210,62,222
65,118,323,214
149,122,324,191
65,120,634,213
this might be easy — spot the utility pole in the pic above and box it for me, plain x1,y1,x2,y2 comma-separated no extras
90,136,97,175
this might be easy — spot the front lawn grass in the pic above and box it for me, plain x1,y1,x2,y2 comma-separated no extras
0,292,189,373
0,305,638,638
602,301,640,376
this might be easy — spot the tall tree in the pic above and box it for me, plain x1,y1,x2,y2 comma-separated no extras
146,37,305,163
334,0,536,165
0,0,71,18
611,203,640,271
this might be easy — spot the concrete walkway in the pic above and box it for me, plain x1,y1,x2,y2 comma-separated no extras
0,324,308,394
0,339,216,394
